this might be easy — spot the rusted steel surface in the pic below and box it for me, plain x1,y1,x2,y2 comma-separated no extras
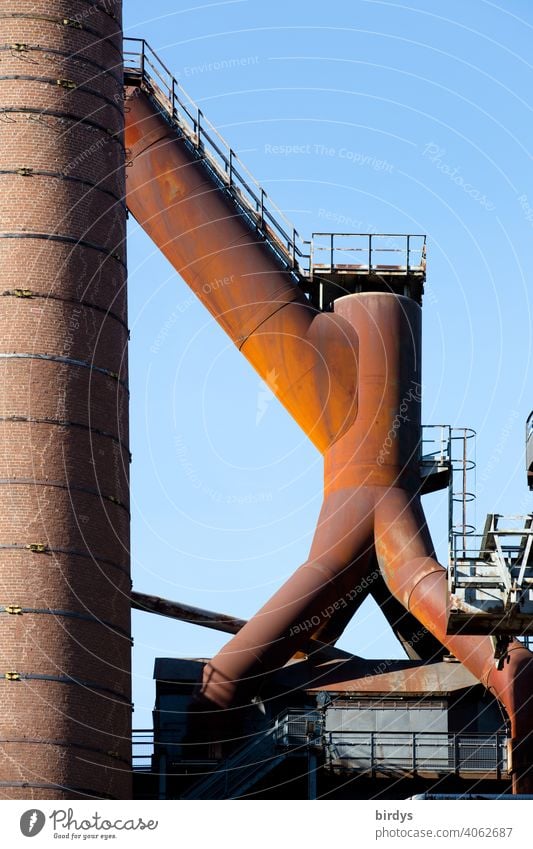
131,591,245,634
124,87,533,792
124,88,358,454
131,590,355,663
323,294,423,495
371,568,446,662
303,658,479,694
197,293,426,711
199,487,376,709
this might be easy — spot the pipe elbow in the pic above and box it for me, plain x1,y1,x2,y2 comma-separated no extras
303,311,359,451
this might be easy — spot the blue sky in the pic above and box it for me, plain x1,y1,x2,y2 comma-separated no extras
123,0,533,728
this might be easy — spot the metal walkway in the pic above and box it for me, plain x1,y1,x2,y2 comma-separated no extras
123,38,426,310
448,514,533,636
158,710,509,799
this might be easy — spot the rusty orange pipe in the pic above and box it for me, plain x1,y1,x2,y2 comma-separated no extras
125,88,358,452
124,84,533,791
200,292,533,792
373,487,533,794
201,487,376,708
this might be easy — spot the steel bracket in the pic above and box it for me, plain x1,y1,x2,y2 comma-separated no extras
26,543,48,553
56,79,77,90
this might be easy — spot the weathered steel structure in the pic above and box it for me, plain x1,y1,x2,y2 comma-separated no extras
0,18,531,799
122,40,533,797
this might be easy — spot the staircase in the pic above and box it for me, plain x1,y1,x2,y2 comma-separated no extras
182,710,321,799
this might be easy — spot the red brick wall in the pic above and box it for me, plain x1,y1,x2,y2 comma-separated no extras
0,0,131,799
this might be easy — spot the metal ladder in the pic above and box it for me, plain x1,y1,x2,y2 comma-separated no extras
181,710,320,799
420,425,477,547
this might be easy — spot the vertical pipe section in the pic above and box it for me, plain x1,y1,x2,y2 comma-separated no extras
0,0,130,799
324,293,422,495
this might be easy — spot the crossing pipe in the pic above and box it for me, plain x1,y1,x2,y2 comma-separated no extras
125,85,533,793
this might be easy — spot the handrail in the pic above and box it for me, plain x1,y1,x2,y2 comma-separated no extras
181,715,289,799
123,39,427,289
450,516,533,563
132,728,154,772
325,729,508,774
421,424,451,466
123,38,309,275
310,232,427,275
134,720,508,792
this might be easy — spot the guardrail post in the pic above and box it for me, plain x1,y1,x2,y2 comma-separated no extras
292,228,296,268
196,108,202,143
368,234,372,271
406,234,411,271
229,149,233,187
453,734,459,775
308,749,317,799
158,751,167,800
260,189,265,228
412,732,416,773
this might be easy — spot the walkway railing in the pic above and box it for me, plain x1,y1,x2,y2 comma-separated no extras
325,730,508,775
134,717,508,781
132,728,154,772
123,39,426,291
123,38,309,275
309,232,426,275
447,513,533,637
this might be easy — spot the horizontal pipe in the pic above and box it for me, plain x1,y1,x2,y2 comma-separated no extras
131,590,354,665
131,590,245,635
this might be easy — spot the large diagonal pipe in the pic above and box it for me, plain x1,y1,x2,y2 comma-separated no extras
124,87,533,792
124,88,359,452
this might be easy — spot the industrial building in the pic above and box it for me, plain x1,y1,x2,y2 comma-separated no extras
0,2,532,800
